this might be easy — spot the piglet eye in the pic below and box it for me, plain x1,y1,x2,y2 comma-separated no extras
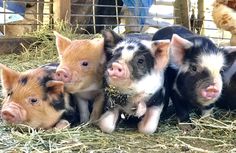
220,68,224,74
81,61,89,67
29,97,39,105
190,65,197,72
7,91,12,97
82,62,88,66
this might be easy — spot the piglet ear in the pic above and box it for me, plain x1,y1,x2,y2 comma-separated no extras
223,46,236,52
222,46,236,69
151,40,170,70
46,80,64,95
0,63,20,95
54,31,71,56
102,29,123,61
92,38,106,64
92,38,104,46
102,29,123,50
170,34,193,66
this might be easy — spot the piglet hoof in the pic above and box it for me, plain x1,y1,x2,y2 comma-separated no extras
54,119,70,130
138,105,164,134
98,110,119,133
79,112,90,124
138,121,156,134
138,118,158,134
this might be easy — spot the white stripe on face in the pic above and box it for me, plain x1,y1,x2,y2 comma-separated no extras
114,41,137,62
114,40,152,63
199,53,225,78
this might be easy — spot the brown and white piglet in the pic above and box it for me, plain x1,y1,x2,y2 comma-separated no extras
53,32,106,123
0,63,80,129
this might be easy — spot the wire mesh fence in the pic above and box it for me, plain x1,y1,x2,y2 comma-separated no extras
189,0,231,45
0,0,53,36
0,0,233,46
69,0,177,34
0,0,178,36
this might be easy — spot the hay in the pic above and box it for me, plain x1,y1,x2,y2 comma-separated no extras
0,24,236,152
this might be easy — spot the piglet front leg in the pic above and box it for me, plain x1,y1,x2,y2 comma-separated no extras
89,91,105,123
98,108,119,133
77,98,90,123
138,103,164,134
135,101,147,118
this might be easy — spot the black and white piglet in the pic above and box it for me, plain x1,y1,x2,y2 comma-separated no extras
98,29,170,134
217,46,236,110
153,25,231,123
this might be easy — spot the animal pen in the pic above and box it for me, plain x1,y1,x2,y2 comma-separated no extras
0,0,235,152
0,0,232,53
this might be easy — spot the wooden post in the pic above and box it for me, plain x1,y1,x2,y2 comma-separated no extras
53,0,71,22
198,0,204,35
37,0,44,30
49,0,54,28
174,0,190,29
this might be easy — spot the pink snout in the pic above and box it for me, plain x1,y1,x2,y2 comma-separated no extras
201,85,220,100
55,68,72,83
107,62,125,79
1,106,23,124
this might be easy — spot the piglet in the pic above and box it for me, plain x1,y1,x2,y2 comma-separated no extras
98,29,170,134
217,46,236,109
53,32,106,123
152,25,232,123
0,63,80,129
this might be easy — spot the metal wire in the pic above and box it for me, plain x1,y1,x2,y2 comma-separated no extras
0,0,232,43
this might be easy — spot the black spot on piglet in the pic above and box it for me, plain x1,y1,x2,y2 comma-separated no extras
115,46,124,53
127,45,134,50
50,93,65,111
39,76,53,100
19,76,28,85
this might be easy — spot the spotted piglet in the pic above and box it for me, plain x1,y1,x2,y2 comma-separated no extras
98,29,170,134
53,32,106,123
152,25,233,123
0,63,80,129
